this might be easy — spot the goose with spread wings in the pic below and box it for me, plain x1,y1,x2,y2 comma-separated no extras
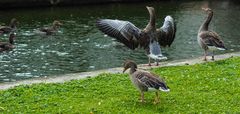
96,6,176,66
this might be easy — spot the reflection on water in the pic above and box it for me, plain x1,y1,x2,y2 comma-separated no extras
0,1,240,82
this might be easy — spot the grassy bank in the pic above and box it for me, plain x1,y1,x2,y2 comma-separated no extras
0,57,240,113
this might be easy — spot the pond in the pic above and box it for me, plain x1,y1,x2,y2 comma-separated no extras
0,1,240,82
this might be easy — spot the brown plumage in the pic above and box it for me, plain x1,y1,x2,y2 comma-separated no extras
157,16,177,47
0,33,16,52
96,6,176,66
198,8,226,61
36,20,63,35
0,18,19,35
123,60,170,104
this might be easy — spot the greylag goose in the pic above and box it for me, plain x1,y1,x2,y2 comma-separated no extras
123,60,170,104
198,8,226,61
96,6,176,66
0,18,19,35
0,33,16,52
35,20,63,35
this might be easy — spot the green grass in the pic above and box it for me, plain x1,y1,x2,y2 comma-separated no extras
0,57,240,113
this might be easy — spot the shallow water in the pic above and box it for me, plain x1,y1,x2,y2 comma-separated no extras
0,1,240,82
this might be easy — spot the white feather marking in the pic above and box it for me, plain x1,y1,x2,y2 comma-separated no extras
165,16,173,22
161,16,174,32
148,88,157,92
217,47,226,50
208,46,225,51
159,88,170,92
148,54,168,60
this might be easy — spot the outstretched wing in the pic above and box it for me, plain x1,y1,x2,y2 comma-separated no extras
199,31,226,50
96,19,145,50
157,16,176,47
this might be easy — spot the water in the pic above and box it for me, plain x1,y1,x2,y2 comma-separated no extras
0,1,240,82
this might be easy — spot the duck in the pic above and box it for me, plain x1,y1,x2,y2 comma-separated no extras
0,18,19,35
96,6,176,66
197,8,226,61
34,20,63,36
123,60,170,104
0,33,16,52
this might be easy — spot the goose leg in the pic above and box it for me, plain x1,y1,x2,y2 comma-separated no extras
148,57,151,66
203,50,207,61
140,91,145,103
211,51,214,61
154,91,160,104
156,59,159,66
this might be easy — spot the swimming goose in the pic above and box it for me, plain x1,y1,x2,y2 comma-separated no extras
0,18,19,35
96,6,176,66
123,60,170,104
0,33,16,52
198,8,226,61
35,20,63,35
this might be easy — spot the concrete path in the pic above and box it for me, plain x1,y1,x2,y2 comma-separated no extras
0,52,240,90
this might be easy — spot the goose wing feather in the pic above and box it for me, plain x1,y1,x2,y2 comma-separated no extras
96,19,143,50
199,31,226,49
135,71,167,90
157,16,176,47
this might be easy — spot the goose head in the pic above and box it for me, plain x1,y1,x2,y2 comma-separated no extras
146,6,154,12
53,20,63,27
123,60,137,73
9,18,19,28
202,7,212,13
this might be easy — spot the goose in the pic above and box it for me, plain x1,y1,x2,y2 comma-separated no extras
198,8,226,61
96,6,176,66
34,20,63,36
0,33,16,52
123,60,170,104
0,18,19,35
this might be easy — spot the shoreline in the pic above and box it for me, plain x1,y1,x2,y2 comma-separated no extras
0,51,240,90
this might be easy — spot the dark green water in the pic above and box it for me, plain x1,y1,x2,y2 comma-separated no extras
0,1,240,82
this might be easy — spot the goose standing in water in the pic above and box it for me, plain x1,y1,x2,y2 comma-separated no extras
0,33,16,52
34,20,63,36
0,18,19,35
198,8,226,61
123,60,170,104
96,6,176,66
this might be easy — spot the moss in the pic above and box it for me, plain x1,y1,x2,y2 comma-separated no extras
0,57,240,113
